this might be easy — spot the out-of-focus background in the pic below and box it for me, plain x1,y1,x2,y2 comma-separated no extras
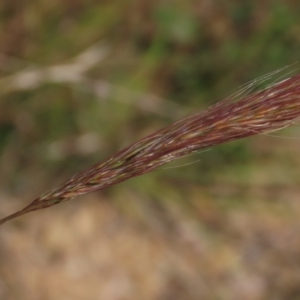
1,1,300,299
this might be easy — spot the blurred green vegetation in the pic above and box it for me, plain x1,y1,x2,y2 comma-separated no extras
1,0,300,194
0,1,299,209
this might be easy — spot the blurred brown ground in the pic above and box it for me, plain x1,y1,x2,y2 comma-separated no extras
1,1,300,299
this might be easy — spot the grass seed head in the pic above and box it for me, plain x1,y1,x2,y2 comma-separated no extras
1,71,300,225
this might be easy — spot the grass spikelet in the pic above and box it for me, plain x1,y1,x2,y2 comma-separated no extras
1,71,300,225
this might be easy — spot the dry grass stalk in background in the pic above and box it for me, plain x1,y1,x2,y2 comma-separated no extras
1,71,300,226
